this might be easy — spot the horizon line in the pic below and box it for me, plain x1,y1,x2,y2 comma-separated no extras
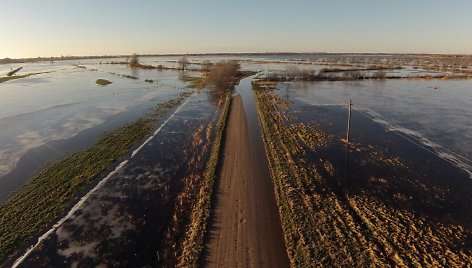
3,51,472,61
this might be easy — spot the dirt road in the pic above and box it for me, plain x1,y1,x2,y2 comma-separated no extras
204,95,289,267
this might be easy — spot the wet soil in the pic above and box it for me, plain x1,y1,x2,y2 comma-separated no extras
203,94,289,267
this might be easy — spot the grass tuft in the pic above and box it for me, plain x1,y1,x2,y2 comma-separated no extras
95,79,113,86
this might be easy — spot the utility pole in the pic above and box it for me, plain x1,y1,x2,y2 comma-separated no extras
344,99,352,184
346,99,352,145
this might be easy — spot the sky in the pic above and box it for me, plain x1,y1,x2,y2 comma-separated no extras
1,0,471,58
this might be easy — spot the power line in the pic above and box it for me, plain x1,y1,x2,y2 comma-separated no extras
297,96,472,173
354,104,472,166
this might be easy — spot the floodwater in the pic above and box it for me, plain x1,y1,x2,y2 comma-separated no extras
1,54,471,265
0,55,314,201
275,79,472,175
1,55,470,198
234,76,261,143
266,96,472,261
0,61,193,201
12,85,226,267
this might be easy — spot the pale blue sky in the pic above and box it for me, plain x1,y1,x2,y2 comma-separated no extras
1,0,471,58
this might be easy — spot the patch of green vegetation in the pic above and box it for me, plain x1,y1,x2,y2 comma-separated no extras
180,76,206,89
95,79,113,86
0,94,192,265
7,67,23,76
180,64,255,91
0,72,48,83
0,119,152,264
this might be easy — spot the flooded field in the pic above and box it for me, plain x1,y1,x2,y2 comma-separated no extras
254,80,472,266
1,54,471,267
0,61,193,201
11,87,227,267
279,79,472,174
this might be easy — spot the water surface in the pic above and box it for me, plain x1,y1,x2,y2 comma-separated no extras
275,79,472,173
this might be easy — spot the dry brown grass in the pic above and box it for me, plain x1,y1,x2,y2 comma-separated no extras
253,82,472,267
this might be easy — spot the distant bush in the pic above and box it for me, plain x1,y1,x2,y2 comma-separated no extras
285,66,313,80
372,70,386,79
129,53,140,68
201,60,213,73
96,79,112,86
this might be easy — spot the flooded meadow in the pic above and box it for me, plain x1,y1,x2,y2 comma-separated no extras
253,75,472,266
1,53,471,266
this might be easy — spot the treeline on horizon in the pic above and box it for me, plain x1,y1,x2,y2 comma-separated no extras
2,52,471,65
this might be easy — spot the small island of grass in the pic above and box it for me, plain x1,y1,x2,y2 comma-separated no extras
0,72,50,83
96,79,113,86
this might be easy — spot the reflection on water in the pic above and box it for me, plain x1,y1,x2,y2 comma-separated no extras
1,56,471,200
16,87,224,267
276,79,472,165
0,62,191,200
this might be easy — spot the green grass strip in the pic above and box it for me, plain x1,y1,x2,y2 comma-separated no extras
0,93,192,264
0,72,49,83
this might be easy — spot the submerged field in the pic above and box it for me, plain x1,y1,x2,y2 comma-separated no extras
254,81,472,267
0,58,247,267
0,63,193,201
1,54,471,267
11,87,228,267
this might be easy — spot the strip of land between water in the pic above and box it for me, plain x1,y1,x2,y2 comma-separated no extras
203,79,289,267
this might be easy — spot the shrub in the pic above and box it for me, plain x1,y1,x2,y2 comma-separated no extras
96,79,112,86
206,61,240,90
129,53,140,68
201,60,213,73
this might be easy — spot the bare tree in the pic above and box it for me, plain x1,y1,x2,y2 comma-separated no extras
178,55,189,71
201,60,213,73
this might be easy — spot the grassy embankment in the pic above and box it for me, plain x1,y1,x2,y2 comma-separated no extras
253,82,472,267
152,71,222,266
176,63,255,266
0,91,193,265
177,91,230,266
179,75,206,90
